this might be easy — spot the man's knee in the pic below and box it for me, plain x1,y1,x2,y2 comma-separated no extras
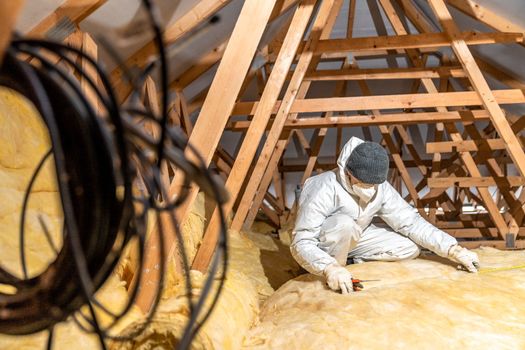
321,214,361,242
401,241,421,260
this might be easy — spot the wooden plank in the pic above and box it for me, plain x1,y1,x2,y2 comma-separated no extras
314,31,523,54
136,0,277,308
232,89,525,115
290,89,525,113
170,41,228,90
352,0,423,207
27,0,107,37
305,66,466,81
463,122,522,236
0,0,25,64
473,56,525,93
428,176,525,188
226,110,492,130
111,0,232,99
231,0,341,232
171,0,300,91
446,0,525,48
379,0,509,239
244,131,294,228
457,240,525,250
426,139,506,153
80,32,99,113
396,0,436,33
190,0,317,272
430,0,525,244
429,0,525,181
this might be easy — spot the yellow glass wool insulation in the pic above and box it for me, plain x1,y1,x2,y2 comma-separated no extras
112,268,259,350
112,230,272,349
0,88,143,349
0,87,63,278
0,274,144,349
243,247,525,350
112,228,301,349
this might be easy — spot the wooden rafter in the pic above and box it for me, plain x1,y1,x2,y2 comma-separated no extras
27,0,107,37
0,1,25,63
135,0,278,310
231,0,342,233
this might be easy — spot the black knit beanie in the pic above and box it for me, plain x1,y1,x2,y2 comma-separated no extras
345,142,389,184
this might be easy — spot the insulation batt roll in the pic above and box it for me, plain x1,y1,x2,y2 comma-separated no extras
243,247,525,350
0,87,143,349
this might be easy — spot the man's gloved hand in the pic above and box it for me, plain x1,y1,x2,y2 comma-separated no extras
324,263,354,294
448,244,480,273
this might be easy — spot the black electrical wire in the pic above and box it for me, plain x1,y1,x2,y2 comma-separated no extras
0,0,229,348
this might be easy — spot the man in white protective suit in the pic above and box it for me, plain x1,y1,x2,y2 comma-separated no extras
291,137,480,294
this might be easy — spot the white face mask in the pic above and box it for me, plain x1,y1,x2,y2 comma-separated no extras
352,184,377,203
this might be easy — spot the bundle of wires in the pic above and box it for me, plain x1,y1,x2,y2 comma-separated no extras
0,1,228,349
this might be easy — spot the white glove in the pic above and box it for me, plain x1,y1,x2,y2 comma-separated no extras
448,245,480,273
324,263,354,294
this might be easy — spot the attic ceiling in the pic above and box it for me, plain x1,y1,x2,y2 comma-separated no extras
12,0,525,200
16,0,525,99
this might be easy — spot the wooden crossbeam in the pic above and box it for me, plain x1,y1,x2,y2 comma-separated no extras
428,177,525,188
305,66,466,81
231,89,524,115
190,0,317,272
377,0,511,240
426,139,506,153
429,0,525,183
226,110,492,130
314,31,523,54
445,0,525,49
135,0,277,310
27,0,107,37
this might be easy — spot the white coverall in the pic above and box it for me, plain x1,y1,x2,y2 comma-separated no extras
291,137,458,276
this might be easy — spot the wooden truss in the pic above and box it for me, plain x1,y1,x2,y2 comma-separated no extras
19,0,525,312
179,0,525,276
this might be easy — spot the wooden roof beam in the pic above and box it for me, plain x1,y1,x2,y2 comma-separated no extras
112,0,234,100
445,0,525,49
134,0,278,310
315,31,523,54
226,110,492,131
170,0,299,91
429,0,525,181
0,1,25,64
27,0,107,37
191,0,323,272
231,89,524,115
305,66,466,81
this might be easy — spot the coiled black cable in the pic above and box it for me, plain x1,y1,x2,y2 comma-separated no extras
0,1,228,349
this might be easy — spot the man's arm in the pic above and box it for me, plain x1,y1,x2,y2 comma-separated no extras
378,182,458,258
290,177,338,276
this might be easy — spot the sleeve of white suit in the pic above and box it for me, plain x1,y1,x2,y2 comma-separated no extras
378,182,457,257
290,176,338,276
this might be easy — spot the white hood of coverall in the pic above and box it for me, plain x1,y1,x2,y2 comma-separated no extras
336,136,364,195
291,137,458,276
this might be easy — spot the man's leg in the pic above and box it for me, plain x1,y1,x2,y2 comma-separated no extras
347,224,420,263
318,214,361,266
